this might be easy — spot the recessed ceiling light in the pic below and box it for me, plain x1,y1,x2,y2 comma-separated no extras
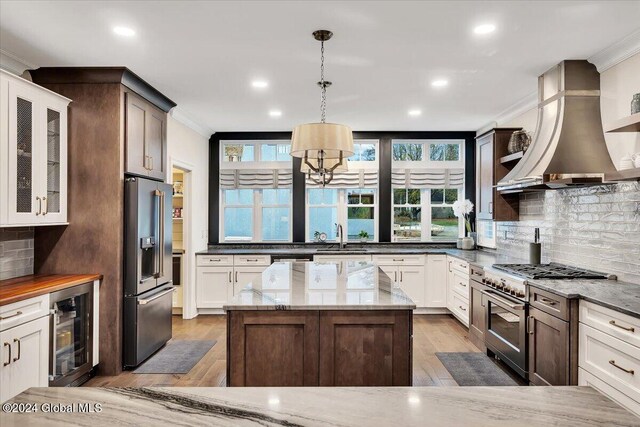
431,79,448,88
252,80,268,89
269,110,282,117
408,109,422,117
473,24,496,35
113,26,135,37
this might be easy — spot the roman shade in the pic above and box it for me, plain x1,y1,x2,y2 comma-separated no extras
391,169,464,189
220,169,293,189
305,169,378,189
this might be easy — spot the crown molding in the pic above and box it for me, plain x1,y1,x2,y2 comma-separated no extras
170,108,214,139
477,91,537,135
589,29,640,73
0,49,36,76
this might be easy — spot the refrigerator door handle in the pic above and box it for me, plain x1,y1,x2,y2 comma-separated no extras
138,286,174,305
153,189,165,279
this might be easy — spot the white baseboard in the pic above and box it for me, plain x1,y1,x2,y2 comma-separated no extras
413,307,449,315
197,308,226,315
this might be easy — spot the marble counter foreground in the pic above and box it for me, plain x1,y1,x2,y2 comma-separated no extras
2,386,638,426
224,261,416,311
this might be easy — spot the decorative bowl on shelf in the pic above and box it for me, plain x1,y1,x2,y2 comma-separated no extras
507,130,531,154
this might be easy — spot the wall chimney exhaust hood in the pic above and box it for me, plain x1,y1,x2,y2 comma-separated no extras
497,60,615,192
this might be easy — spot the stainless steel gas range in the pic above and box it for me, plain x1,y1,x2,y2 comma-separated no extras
473,263,611,381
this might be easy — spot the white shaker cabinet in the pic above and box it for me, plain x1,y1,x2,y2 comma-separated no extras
196,266,234,308
1,70,71,227
0,300,50,403
425,255,447,308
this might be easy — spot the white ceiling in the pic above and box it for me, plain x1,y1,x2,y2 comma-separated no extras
1,1,639,134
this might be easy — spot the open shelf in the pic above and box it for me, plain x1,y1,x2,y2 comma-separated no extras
605,112,640,133
499,151,524,165
605,167,640,182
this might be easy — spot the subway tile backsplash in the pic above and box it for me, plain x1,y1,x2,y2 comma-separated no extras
496,182,640,284
0,227,34,280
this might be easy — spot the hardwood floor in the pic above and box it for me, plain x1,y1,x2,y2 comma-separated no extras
85,314,489,387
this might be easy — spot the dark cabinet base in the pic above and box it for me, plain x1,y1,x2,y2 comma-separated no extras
227,309,413,387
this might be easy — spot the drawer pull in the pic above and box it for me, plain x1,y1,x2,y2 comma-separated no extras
527,315,535,335
459,305,467,311
459,282,467,287
209,258,221,262
539,297,557,306
459,263,466,269
12,338,20,362
609,360,635,375
0,310,23,320
393,259,404,262
3,342,10,366
609,320,635,332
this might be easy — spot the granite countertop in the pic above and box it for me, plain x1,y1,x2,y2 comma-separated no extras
223,261,416,311
2,386,637,426
0,274,103,306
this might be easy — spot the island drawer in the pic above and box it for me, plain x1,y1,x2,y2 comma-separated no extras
579,323,640,405
529,286,569,320
197,255,234,266
371,254,424,266
234,255,271,266
0,294,50,332
580,301,640,348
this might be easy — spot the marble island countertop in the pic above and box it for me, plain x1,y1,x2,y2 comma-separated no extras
223,261,416,311
2,386,638,426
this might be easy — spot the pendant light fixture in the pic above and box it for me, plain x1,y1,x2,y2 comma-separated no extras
290,30,354,186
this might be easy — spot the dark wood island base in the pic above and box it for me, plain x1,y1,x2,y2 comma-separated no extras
227,309,413,386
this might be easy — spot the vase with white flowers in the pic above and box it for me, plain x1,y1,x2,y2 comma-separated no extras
452,199,475,250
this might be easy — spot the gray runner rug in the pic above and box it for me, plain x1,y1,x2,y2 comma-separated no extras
134,340,216,374
436,352,519,386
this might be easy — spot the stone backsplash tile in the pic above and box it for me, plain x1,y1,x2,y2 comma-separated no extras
496,182,640,283
0,227,34,280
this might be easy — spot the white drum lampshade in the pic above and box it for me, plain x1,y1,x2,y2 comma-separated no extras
290,122,354,160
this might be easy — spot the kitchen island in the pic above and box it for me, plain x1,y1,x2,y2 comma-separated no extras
223,261,416,386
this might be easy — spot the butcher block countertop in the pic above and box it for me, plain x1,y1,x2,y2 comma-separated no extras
0,274,102,306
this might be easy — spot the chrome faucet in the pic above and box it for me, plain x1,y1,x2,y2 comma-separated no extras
335,223,345,250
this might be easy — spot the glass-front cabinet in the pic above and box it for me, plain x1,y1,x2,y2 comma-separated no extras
1,69,70,226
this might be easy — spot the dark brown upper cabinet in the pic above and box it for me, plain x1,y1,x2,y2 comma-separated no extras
125,91,167,181
475,128,521,221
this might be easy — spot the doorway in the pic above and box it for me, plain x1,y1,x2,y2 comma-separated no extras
169,162,194,319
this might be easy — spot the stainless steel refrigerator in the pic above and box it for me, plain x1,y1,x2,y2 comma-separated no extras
123,177,173,368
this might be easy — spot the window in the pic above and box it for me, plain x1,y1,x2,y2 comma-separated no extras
306,140,379,242
349,142,376,161
307,188,377,242
392,143,423,161
347,189,375,241
220,140,292,242
308,189,338,241
392,139,464,242
392,140,463,166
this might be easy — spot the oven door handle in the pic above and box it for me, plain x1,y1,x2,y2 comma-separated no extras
481,290,525,311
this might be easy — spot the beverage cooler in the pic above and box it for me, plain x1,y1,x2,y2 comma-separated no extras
49,282,94,386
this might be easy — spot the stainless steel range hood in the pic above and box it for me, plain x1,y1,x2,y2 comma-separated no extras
497,60,616,192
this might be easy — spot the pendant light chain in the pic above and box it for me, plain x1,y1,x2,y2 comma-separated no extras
320,40,327,123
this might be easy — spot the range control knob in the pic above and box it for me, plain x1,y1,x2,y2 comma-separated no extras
516,291,526,298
